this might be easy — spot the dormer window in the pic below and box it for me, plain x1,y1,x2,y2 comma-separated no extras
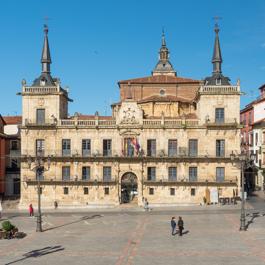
40,77,46,86
216,78,221,85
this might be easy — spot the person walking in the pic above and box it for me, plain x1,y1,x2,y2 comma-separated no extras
178,216,184,236
29,204,34,217
54,201,58,210
171,217,176,235
144,198,149,211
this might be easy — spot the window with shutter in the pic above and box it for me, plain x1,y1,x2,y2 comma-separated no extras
189,167,197,182
189,139,198,157
82,139,91,156
168,140,177,157
62,139,71,156
216,167,225,182
168,167,177,181
103,139,112,156
103,166,111,181
147,139,156,156
215,108,224,123
216,140,225,157
82,166,90,180
36,139,45,156
62,166,70,181
147,167,156,181
36,109,45,124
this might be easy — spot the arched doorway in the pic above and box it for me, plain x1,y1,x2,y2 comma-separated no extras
121,172,138,204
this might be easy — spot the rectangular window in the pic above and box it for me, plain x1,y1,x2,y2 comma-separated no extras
215,108,224,123
255,133,258,146
250,133,253,146
189,167,197,182
36,109,45,124
149,187,154,195
147,139,156,156
170,188,175,196
11,140,19,150
189,139,198,157
103,166,111,181
124,138,136,157
82,166,90,180
191,188,196,196
62,139,71,156
84,187,89,195
168,167,177,181
36,139,45,156
103,139,112,156
62,166,70,181
216,167,225,182
248,112,252,125
36,166,44,181
216,140,225,157
63,187,69,195
147,167,156,181
168,139,177,157
82,139,91,156
104,187,109,195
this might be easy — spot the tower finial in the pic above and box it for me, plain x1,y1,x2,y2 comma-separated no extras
162,27,166,47
212,20,222,74
41,24,52,73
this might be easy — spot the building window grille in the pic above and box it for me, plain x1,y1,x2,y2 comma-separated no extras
215,108,224,123
82,166,90,180
36,139,45,156
147,139,156,157
189,167,197,182
103,166,111,181
63,187,69,195
84,187,89,195
36,109,45,125
216,167,225,182
188,139,198,157
191,188,196,196
82,139,91,156
168,167,177,181
170,188,175,196
62,166,70,181
147,167,156,181
104,187,109,195
103,139,112,156
149,188,154,195
216,140,225,157
168,139,177,157
62,139,71,156
36,166,44,181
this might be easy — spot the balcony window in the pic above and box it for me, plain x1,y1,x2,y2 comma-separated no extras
168,167,177,181
147,139,156,156
62,139,71,156
124,138,136,157
103,139,112,156
103,166,111,181
62,166,70,181
215,108,224,123
82,139,91,156
216,140,225,157
189,167,197,182
188,139,198,157
216,167,225,182
36,166,44,181
168,139,177,157
36,109,45,125
36,139,45,156
82,166,90,180
147,167,156,181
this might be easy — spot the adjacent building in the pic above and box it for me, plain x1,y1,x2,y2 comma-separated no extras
19,24,241,208
0,115,6,197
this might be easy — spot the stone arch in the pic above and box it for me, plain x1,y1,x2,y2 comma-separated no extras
120,172,138,204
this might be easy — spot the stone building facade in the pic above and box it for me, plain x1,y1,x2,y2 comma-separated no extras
19,25,241,208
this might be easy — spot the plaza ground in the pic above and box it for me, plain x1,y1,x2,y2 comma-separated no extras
0,193,265,265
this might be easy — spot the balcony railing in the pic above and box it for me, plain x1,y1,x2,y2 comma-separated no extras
199,85,240,94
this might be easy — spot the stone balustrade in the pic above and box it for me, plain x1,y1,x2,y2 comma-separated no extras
199,85,240,94
23,86,59,93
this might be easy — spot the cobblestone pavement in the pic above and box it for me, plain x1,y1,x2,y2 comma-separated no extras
0,196,265,265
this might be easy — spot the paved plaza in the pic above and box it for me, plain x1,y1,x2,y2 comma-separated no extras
0,196,265,265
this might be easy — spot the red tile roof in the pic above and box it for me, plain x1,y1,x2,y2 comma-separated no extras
3,116,22,125
118,75,200,85
138,95,192,104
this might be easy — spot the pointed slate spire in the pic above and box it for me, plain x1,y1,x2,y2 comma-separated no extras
204,23,230,86
41,24,52,73
152,30,176,76
212,23,222,74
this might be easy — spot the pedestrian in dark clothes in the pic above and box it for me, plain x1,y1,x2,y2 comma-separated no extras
171,217,176,235
178,216,184,236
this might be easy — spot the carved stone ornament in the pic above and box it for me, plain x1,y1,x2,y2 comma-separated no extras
38,98,45,106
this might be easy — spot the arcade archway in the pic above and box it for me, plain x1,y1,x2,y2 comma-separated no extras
120,172,138,204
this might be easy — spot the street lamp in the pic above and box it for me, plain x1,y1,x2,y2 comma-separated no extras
230,151,255,231
27,151,51,232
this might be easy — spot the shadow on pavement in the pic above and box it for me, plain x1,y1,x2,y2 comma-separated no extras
43,214,103,232
5,245,65,265
246,212,265,230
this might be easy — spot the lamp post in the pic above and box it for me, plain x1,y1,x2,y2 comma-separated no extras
230,151,255,231
27,151,51,232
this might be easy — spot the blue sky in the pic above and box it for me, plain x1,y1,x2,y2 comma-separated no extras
0,0,265,116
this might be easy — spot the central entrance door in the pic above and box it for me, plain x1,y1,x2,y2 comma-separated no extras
121,172,138,204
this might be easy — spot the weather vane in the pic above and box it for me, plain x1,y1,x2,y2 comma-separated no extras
213,16,222,27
